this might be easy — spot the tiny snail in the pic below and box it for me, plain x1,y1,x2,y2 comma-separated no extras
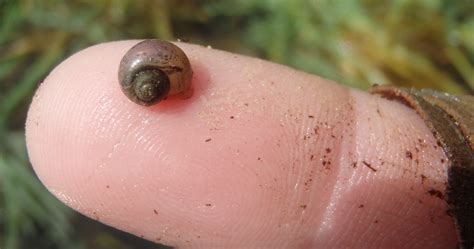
118,39,193,106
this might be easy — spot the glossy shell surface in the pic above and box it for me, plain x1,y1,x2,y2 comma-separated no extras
118,40,192,106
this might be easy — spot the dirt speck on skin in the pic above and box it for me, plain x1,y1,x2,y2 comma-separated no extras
352,162,357,168
322,160,331,170
308,115,314,118
313,127,319,135
230,116,234,119
427,188,444,200
92,211,100,221
363,161,377,172
421,174,427,184
406,150,413,159
205,138,212,142
205,203,212,207
153,209,158,215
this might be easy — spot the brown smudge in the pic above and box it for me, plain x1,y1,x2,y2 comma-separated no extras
205,138,212,142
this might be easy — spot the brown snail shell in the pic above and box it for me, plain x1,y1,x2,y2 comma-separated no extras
118,40,193,106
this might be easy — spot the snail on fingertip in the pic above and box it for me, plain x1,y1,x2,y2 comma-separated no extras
118,40,193,106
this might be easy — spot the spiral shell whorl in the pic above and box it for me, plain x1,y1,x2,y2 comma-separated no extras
118,40,192,106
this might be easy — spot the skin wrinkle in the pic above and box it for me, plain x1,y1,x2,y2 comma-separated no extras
309,87,356,248
282,82,354,249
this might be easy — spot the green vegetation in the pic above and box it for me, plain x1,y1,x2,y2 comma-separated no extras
0,0,472,248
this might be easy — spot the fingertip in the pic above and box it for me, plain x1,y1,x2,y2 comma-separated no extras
26,40,347,248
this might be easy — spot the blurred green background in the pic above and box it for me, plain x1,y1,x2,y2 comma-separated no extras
0,0,473,248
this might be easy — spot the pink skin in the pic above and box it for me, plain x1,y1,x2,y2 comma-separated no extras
25,41,457,248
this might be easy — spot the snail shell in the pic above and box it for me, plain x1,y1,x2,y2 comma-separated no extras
118,40,193,106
